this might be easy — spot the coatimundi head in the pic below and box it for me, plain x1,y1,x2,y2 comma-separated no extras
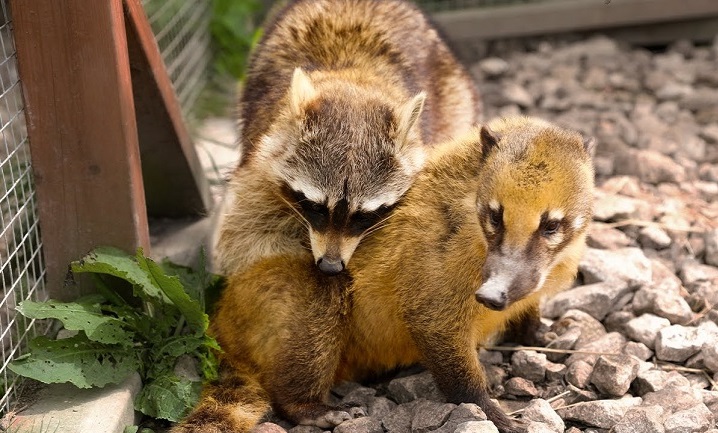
474,117,595,310
258,68,426,275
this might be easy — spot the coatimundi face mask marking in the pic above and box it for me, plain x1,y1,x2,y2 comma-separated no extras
474,119,595,310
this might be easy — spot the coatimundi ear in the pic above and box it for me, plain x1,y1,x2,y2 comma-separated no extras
289,67,316,116
396,92,426,148
582,136,597,158
480,125,500,159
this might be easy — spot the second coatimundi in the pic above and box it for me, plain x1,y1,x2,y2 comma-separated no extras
175,116,595,433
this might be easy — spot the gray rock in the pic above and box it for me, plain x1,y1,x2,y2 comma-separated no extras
479,58,510,77
411,401,456,433
633,369,691,396
663,404,715,433
544,362,567,382
567,360,594,388
559,397,643,429
430,403,488,433
605,311,637,334
550,310,607,353
342,386,377,409
632,288,694,325
333,382,363,397
705,229,718,267
287,426,322,433
655,325,705,362
254,423,288,433
526,422,556,433
503,83,534,108
612,406,666,433
679,262,718,286
589,355,640,396
382,403,414,433
587,222,635,250
542,280,632,321
642,386,704,415
454,421,500,433
579,247,652,287
592,194,641,222
545,326,581,362
368,397,397,419
702,337,718,373
511,351,547,383
625,314,672,349
504,377,540,397
703,390,718,414
521,399,564,433
334,417,383,433
623,341,654,361
566,332,627,366
387,371,445,404
613,149,686,184
639,226,673,250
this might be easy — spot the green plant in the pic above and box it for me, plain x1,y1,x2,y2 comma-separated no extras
210,0,262,80
8,247,222,422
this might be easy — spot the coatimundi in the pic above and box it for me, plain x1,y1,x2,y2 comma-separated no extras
177,116,595,433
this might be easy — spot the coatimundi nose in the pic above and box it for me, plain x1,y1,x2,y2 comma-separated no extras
475,291,508,311
317,256,345,275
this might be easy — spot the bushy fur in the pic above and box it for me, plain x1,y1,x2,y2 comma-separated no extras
214,0,479,275
174,117,595,433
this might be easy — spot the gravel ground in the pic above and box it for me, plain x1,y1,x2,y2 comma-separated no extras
249,34,718,433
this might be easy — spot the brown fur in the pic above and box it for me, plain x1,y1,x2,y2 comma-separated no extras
215,0,479,276
180,117,594,433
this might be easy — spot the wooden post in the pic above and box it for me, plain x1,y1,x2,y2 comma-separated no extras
11,0,150,300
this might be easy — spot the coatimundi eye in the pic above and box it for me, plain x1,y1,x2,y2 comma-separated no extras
488,207,503,227
542,219,561,236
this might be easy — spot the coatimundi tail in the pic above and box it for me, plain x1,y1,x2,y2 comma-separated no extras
214,0,479,276
176,116,595,433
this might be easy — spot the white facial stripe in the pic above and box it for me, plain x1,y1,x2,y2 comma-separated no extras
573,215,585,230
489,199,500,212
548,209,565,221
361,192,400,212
288,179,326,204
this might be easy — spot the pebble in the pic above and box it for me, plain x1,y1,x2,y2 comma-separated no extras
655,325,707,362
679,262,718,285
587,222,635,249
625,313,672,349
454,420,500,433
559,397,643,429
579,247,652,287
511,350,548,383
522,399,564,433
638,226,673,249
612,406,666,433
254,423,288,433
704,229,718,266
479,57,510,77
589,355,640,396
334,417,383,433
504,377,540,397
542,281,632,321
410,401,455,433
632,288,694,325
387,371,445,404
663,404,715,433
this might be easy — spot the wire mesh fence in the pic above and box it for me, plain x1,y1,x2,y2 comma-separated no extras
0,0,49,417
143,0,213,122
